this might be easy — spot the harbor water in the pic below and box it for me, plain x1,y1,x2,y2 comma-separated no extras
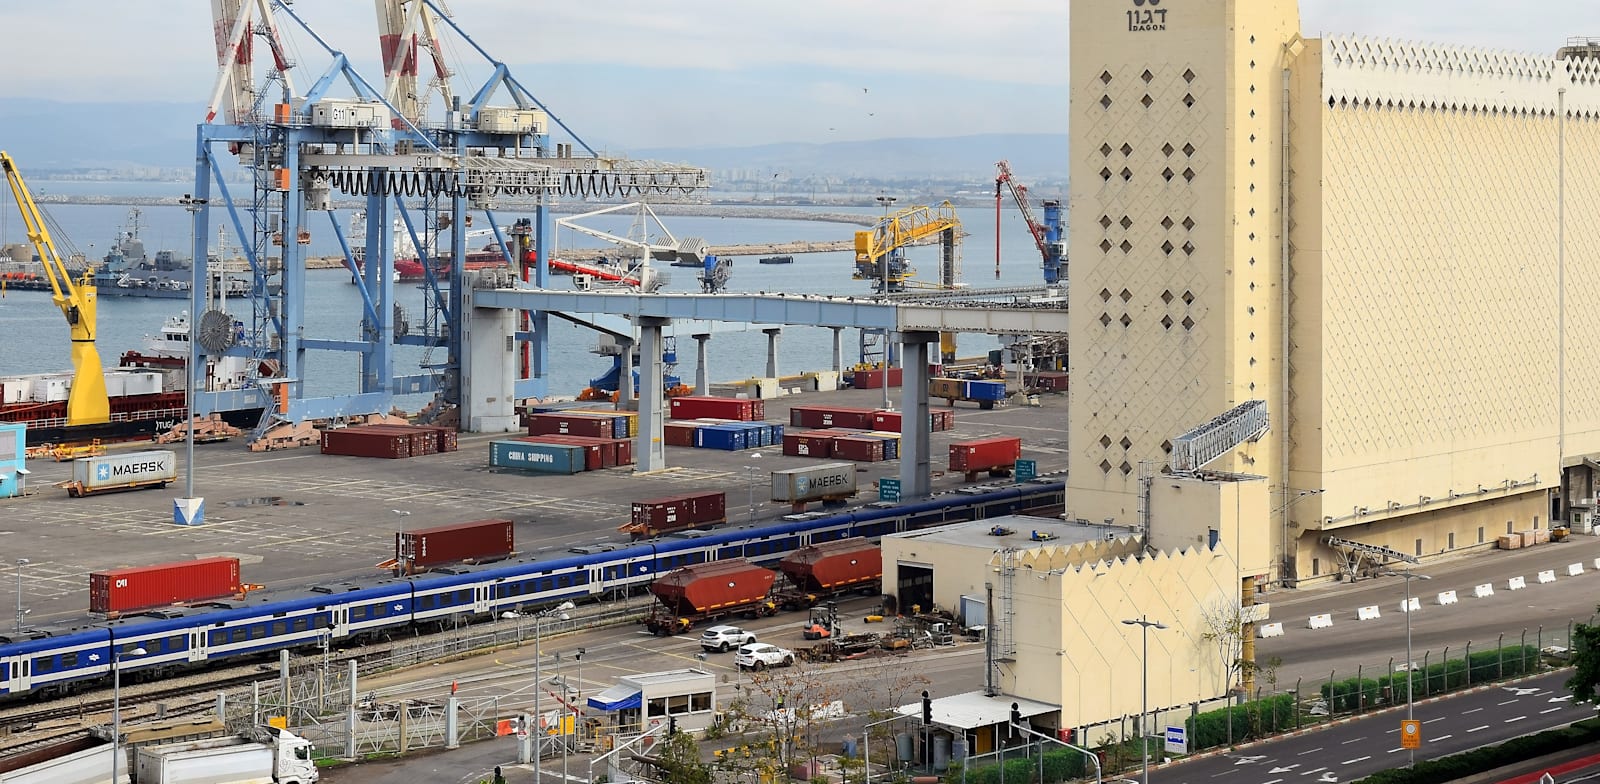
0,184,1058,403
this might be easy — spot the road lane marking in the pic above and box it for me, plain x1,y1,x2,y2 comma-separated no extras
1469,725,1490,732
1497,699,1520,705
1464,707,1484,714
1264,780,1283,784
1343,756,1371,764
1297,748,1323,756
1542,707,1564,714
1302,767,1328,776
1434,735,1453,741
1506,715,1528,723
1341,737,1365,745
1387,747,1405,753
1424,717,1447,724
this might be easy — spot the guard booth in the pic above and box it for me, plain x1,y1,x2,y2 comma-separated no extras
587,668,718,738
895,692,1060,763
0,423,23,498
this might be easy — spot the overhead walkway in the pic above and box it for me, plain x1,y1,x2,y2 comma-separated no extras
465,286,1068,499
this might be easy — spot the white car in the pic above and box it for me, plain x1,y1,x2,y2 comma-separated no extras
735,643,795,671
700,625,758,653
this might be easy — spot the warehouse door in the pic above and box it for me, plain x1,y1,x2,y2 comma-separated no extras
897,564,935,615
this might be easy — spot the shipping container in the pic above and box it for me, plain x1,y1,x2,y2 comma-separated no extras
669,396,763,421
851,367,903,389
67,450,178,497
622,491,728,539
527,413,615,439
864,432,901,460
782,432,834,458
414,424,460,453
574,409,639,437
91,556,242,614
789,406,878,430
1024,371,1070,393
929,378,965,399
831,435,886,463
771,462,858,503
612,437,634,466
402,518,515,569
777,538,883,595
321,428,410,459
489,440,587,474
933,409,956,431
695,424,748,451
517,435,605,470
646,560,777,635
663,421,700,447
949,436,1024,477
962,380,1008,402
357,425,437,456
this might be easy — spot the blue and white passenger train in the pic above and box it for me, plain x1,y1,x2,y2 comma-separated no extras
0,480,1063,701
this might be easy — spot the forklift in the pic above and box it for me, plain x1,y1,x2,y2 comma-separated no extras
802,602,839,640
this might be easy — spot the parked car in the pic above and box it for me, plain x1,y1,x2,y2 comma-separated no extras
700,625,758,652
735,643,795,670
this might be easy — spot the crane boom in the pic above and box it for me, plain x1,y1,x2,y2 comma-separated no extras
0,151,111,425
995,160,1048,261
994,160,1067,285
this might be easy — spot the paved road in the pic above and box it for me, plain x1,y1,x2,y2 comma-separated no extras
1153,671,1592,784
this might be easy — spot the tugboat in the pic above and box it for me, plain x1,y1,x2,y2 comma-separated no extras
758,255,794,265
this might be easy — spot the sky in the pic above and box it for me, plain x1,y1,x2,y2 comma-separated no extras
1,1,1595,149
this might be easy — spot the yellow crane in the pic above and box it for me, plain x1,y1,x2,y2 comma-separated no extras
853,201,964,361
0,151,110,425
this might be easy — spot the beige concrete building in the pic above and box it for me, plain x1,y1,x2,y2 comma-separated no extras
1067,0,1600,586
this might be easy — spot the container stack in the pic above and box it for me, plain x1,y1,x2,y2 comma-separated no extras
489,436,632,473
869,408,955,432
657,419,784,451
790,406,878,429
321,424,458,459
669,396,765,421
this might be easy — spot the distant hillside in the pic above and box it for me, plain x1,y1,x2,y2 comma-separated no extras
0,99,203,171
635,133,1068,180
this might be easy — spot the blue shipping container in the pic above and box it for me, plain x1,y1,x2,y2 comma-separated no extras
768,424,785,443
735,422,770,448
489,440,587,474
963,380,1007,401
695,425,748,451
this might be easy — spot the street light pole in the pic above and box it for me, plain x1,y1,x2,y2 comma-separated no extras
532,601,574,784
391,510,411,576
1380,569,1431,768
14,558,27,636
175,195,208,527
744,453,763,524
874,195,897,413
111,646,148,784
1122,616,1168,784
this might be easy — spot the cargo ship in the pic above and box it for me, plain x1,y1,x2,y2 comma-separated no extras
0,313,266,445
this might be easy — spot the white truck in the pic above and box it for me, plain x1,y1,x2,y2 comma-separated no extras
0,741,118,784
134,728,318,784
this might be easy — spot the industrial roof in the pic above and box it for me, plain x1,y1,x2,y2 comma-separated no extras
886,515,1129,550
894,691,1060,730
621,668,714,688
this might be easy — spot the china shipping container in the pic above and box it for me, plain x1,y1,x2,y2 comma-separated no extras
646,560,777,635
527,413,615,439
621,491,728,539
830,435,886,463
401,518,515,569
789,406,878,429
949,436,1023,476
782,432,835,458
518,435,605,470
489,440,587,474
663,421,700,447
321,428,410,459
771,462,858,503
775,538,883,606
90,556,242,614
668,396,764,421
67,450,178,497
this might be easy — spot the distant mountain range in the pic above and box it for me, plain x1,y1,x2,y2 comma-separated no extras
0,98,1065,181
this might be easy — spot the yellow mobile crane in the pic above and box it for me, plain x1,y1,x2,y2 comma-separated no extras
0,151,110,425
853,201,963,360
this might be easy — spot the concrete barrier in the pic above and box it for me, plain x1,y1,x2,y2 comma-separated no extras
1474,583,1495,598
1436,590,1458,606
1538,570,1557,584
1308,613,1334,629
1357,605,1382,621
1258,622,1285,638
1508,576,1527,591
1569,563,1586,577
1593,557,1600,571
1399,597,1421,613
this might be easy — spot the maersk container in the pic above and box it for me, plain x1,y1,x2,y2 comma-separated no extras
489,440,586,474
695,424,748,451
649,560,776,616
771,462,857,502
962,380,1008,402
91,556,241,614
949,436,1023,473
402,518,515,568
779,538,883,592
71,450,177,496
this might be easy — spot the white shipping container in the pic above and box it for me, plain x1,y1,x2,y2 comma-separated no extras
0,742,117,784
0,377,32,404
139,743,275,784
771,462,857,502
74,450,177,491
123,371,163,396
102,371,127,398
29,375,71,403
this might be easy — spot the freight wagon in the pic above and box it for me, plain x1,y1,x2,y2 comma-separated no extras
63,450,177,497
773,538,883,609
645,560,777,635
949,436,1024,481
620,491,727,540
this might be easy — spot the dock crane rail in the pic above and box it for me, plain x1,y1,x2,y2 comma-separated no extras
0,151,110,425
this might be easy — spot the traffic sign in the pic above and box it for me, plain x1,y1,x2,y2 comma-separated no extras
879,478,901,502
1400,719,1421,749
1164,725,1187,755
1014,459,1038,482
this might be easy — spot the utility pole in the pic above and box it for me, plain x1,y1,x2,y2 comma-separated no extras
1122,616,1168,784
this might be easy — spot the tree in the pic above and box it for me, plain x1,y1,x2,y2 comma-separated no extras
1198,596,1250,747
652,730,714,784
1566,609,1600,702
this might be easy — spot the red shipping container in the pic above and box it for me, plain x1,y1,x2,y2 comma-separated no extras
528,414,614,439
831,435,886,462
622,491,727,539
517,436,602,471
663,422,700,446
359,425,437,456
402,518,515,568
321,428,410,458
783,432,835,458
789,406,878,429
1024,371,1069,393
669,396,761,421
852,367,903,389
541,435,616,469
933,409,956,432
612,437,634,465
949,436,1023,473
91,557,242,614
415,424,460,452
